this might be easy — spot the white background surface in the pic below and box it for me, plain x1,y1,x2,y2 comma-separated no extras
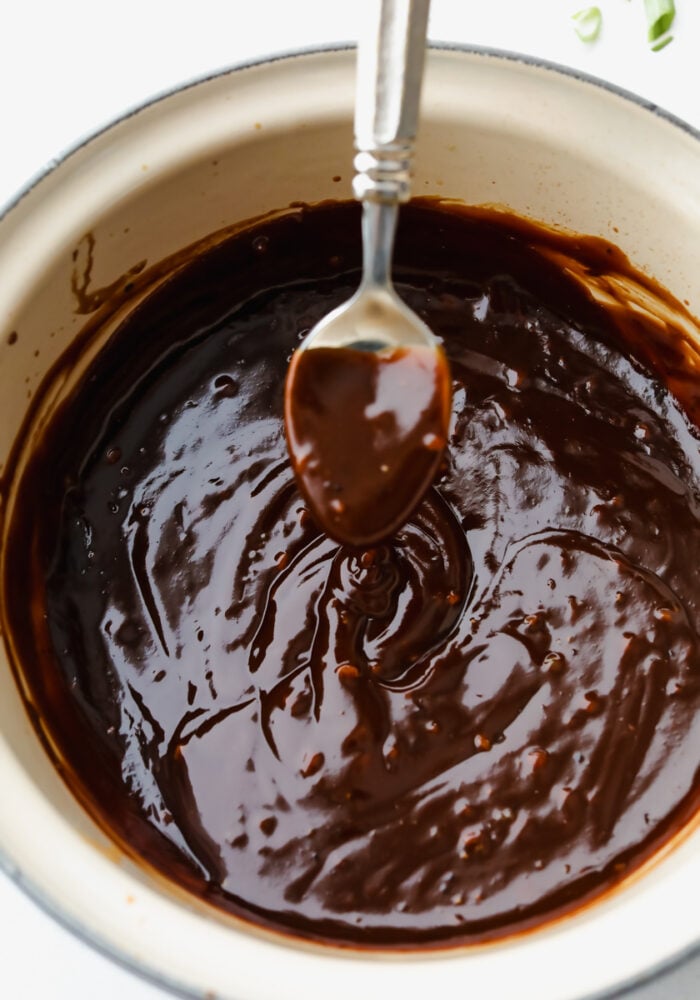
1,1,699,997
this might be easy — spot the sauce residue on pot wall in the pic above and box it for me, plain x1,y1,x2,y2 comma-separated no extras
2,200,700,948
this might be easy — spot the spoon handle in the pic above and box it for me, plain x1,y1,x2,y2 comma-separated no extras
353,0,431,204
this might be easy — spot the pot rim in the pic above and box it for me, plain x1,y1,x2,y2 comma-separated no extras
1,41,699,1000
3,40,699,225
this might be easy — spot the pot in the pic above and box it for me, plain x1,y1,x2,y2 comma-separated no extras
0,45,699,1000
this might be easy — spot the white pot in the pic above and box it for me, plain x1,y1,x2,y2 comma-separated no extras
0,46,699,1000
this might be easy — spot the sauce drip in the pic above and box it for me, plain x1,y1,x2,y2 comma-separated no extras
284,344,451,545
3,200,700,948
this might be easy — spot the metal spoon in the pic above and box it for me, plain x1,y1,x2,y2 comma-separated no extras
285,0,451,547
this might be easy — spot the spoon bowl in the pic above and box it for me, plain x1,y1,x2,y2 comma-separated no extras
284,288,451,546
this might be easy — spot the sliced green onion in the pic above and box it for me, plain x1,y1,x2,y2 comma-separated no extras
572,6,603,42
651,34,674,51
644,0,676,42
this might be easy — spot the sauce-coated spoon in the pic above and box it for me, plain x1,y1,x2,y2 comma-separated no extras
284,0,451,547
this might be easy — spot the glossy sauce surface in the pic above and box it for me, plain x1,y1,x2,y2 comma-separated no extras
4,201,700,947
285,344,451,545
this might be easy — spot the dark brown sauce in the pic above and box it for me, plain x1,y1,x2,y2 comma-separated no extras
3,200,700,948
285,344,451,545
